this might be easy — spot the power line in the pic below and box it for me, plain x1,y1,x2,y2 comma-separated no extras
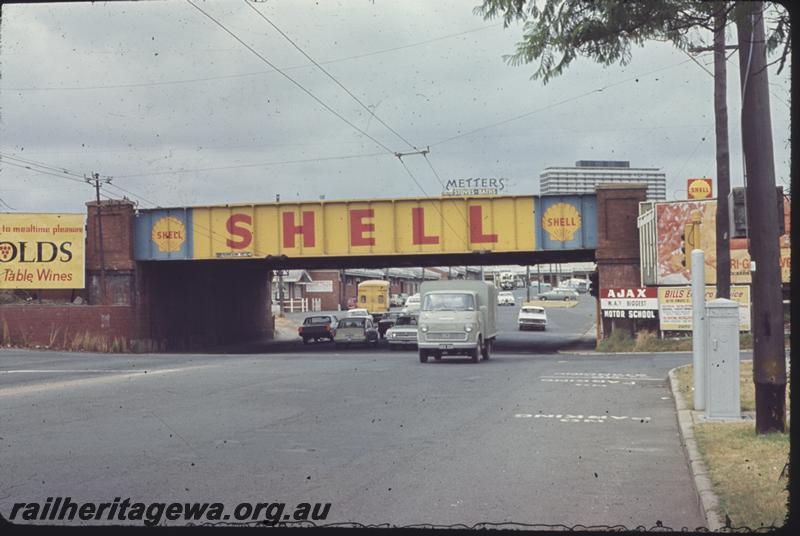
246,0,418,151
185,0,396,155
427,59,696,148
0,152,87,180
113,151,387,179
0,23,501,92
0,160,88,184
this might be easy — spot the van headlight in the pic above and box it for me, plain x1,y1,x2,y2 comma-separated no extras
464,324,474,332
420,325,429,333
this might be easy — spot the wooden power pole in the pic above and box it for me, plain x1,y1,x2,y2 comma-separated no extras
735,3,786,434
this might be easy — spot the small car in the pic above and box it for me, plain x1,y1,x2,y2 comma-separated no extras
390,293,408,307
401,294,420,314
386,315,419,349
518,305,547,331
497,291,516,306
347,308,372,318
334,317,379,348
537,288,578,301
298,314,338,343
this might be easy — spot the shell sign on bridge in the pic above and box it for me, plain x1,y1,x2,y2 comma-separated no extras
133,195,598,261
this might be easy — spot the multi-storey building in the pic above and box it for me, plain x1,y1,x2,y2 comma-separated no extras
540,160,667,200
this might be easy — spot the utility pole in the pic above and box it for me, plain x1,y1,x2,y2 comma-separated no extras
526,265,531,301
86,173,110,305
736,3,786,434
689,5,734,299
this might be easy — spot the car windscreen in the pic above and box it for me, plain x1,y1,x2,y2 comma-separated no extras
338,318,365,328
304,316,331,324
395,316,418,326
521,307,544,314
422,293,475,311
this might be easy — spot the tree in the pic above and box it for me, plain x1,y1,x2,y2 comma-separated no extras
475,0,790,434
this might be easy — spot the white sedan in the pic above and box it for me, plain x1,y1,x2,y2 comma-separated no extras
498,291,516,306
518,305,547,331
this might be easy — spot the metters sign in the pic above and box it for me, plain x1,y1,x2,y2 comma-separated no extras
134,196,540,260
442,177,509,197
600,287,658,320
0,214,85,289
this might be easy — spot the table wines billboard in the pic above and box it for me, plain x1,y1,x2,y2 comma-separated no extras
0,214,85,289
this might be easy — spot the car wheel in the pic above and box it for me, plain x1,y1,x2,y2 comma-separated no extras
540,297,548,301
471,341,481,363
419,350,428,363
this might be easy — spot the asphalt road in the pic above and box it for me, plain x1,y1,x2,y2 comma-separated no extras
0,291,709,529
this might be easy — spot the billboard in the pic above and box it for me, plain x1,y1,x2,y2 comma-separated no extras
0,213,85,289
134,194,599,261
654,199,790,285
600,287,658,320
658,285,750,331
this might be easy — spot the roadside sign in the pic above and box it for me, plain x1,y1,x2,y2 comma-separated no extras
657,285,750,331
600,287,658,320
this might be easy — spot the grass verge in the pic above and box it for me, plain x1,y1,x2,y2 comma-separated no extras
674,363,790,528
597,330,789,353
694,422,789,529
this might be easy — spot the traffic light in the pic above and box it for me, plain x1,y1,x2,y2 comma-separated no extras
588,271,599,298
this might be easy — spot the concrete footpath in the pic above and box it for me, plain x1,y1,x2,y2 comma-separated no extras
668,366,724,531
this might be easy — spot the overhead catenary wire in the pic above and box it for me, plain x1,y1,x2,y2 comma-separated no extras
245,0,418,152
0,160,88,184
0,152,88,180
427,58,697,148
185,0,396,156
0,22,502,92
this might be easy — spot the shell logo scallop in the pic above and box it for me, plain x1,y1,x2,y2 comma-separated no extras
542,203,582,242
151,216,186,253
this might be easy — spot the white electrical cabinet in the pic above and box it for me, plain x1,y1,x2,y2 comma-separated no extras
704,298,741,420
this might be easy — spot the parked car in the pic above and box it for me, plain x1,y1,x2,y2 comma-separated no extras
497,291,516,306
298,314,338,343
537,288,579,301
333,316,379,348
378,311,403,338
529,282,552,294
401,293,421,314
347,308,371,318
518,305,547,331
386,315,419,349
390,293,408,307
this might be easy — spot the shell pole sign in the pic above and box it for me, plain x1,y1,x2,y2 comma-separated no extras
687,178,713,199
0,214,85,289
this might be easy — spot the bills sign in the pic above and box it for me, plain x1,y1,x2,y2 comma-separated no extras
600,288,658,320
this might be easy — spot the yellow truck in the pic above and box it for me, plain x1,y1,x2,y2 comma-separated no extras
356,280,390,318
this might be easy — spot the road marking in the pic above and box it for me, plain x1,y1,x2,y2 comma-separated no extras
515,413,651,424
0,365,217,397
545,372,662,381
1,369,137,374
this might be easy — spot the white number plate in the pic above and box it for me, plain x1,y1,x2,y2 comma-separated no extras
438,343,453,349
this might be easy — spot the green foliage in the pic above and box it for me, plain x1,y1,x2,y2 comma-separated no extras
475,1,790,83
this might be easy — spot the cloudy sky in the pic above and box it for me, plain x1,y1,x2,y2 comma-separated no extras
0,0,791,214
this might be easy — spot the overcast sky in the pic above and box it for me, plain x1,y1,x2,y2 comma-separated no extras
0,0,792,214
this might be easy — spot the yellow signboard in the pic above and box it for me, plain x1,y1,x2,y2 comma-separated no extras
687,178,713,199
542,202,582,241
658,285,750,331
0,214,85,289
189,196,536,259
